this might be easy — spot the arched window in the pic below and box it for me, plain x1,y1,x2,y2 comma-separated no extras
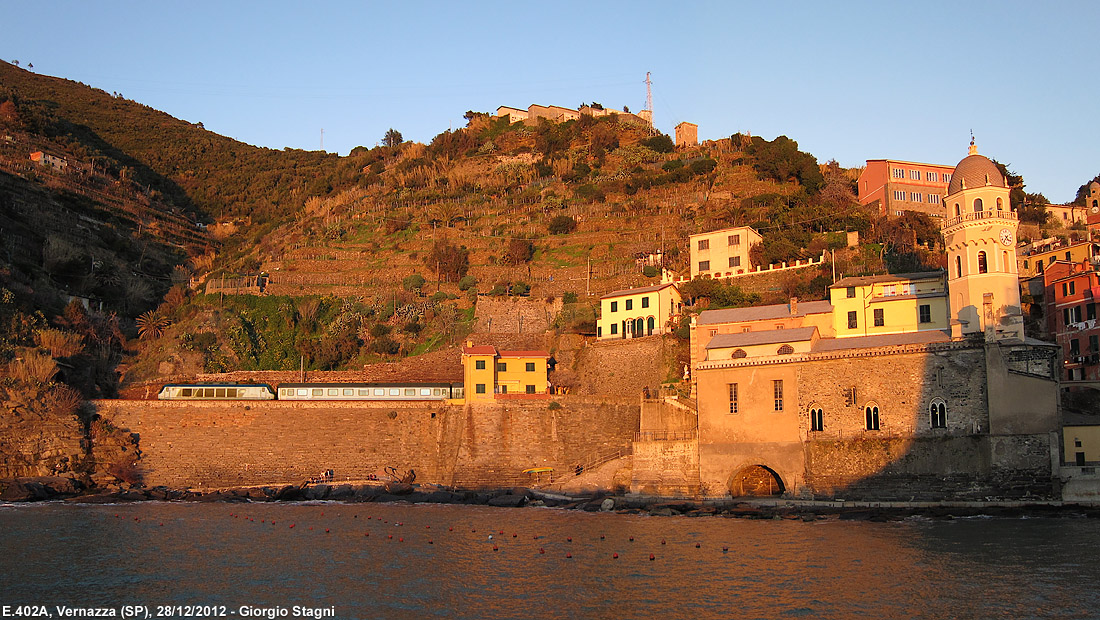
732,349,748,359
777,344,794,355
865,405,880,431
809,407,824,432
974,198,984,213
955,255,963,278
977,251,987,274
996,197,1003,211
955,203,961,217
647,316,655,335
1003,251,1009,272
929,399,947,429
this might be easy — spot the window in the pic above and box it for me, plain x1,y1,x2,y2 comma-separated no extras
1071,338,1080,356
698,239,710,250
930,400,947,429
373,388,384,396
500,385,508,394
328,388,338,396
892,168,905,179
910,169,920,179
974,198,983,212
1091,334,1098,354
865,406,880,431
910,192,923,203
404,388,416,396
954,203,961,217
847,311,858,329
611,301,618,312
928,194,941,204
497,362,507,372
343,388,354,396
1067,252,1073,262
728,234,741,246
997,197,1004,211
728,383,739,414
1070,281,1076,295
611,323,618,335
977,251,987,274
641,296,650,308
955,256,963,278
1089,303,1097,321
773,380,784,411
1065,308,1072,326
389,388,400,396
846,286,856,298
626,299,633,311
475,384,486,394
777,344,794,355
729,256,741,267
698,260,710,271
475,360,486,370
359,389,369,396
919,304,932,323
943,173,950,184
1063,283,1069,297
526,385,536,394
526,362,535,372
884,284,896,296
926,171,939,182
810,408,824,432
732,349,747,359
874,308,884,327
893,190,906,201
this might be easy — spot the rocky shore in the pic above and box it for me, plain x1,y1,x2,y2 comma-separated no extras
4,476,1099,521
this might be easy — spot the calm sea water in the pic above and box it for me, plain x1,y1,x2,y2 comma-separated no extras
0,502,1097,619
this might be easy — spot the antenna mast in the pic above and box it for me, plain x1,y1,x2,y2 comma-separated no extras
320,128,325,151
645,72,653,116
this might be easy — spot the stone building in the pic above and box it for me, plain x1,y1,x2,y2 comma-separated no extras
675,121,698,148
636,143,1063,500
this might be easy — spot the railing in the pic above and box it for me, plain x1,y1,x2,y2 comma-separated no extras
544,445,632,486
941,209,1018,228
634,429,698,442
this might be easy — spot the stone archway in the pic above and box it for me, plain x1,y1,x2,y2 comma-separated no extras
730,465,785,497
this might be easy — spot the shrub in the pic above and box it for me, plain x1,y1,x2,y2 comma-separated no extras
689,158,718,175
369,323,392,338
458,275,478,291
548,215,577,235
505,239,536,265
642,265,658,278
9,350,57,385
511,282,530,296
402,320,422,335
642,134,675,153
425,240,470,282
368,336,400,355
574,184,605,203
562,291,578,304
662,159,684,171
402,273,427,294
33,329,83,358
548,401,562,411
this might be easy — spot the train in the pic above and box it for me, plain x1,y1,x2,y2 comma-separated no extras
157,382,464,401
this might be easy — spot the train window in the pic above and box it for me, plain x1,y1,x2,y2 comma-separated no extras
343,389,354,396
312,389,323,397
297,389,307,396
433,389,442,396
328,389,339,396
181,388,193,397
374,389,385,396
204,389,215,398
389,388,400,396
226,389,238,398
404,388,416,396
421,388,431,396
215,388,226,398
358,389,369,396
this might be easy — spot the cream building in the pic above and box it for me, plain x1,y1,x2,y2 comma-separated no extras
689,226,763,279
598,283,683,340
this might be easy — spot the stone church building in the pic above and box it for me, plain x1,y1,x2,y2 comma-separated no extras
632,143,1063,500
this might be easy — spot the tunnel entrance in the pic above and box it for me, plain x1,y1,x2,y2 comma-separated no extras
731,465,785,497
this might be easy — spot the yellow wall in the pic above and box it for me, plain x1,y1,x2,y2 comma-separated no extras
830,277,948,337
1019,243,1093,279
707,337,815,361
689,227,763,278
495,356,549,395
691,310,833,368
598,286,682,340
463,353,497,402
1064,425,1100,464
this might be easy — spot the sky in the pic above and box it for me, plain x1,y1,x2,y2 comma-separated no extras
3,1,1098,203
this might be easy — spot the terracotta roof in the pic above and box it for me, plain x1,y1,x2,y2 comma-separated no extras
947,153,1006,195
601,282,677,299
706,327,818,349
697,300,832,325
831,271,943,288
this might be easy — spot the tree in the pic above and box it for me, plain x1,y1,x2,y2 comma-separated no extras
548,215,577,235
505,239,535,265
425,239,469,282
383,128,403,148
642,134,675,153
402,273,426,295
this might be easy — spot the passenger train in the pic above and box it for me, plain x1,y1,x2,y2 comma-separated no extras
157,382,464,401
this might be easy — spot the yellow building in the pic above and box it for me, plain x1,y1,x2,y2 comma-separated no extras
1063,414,1100,465
688,226,763,279
598,283,683,340
461,343,550,401
1018,241,1099,278
828,272,949,337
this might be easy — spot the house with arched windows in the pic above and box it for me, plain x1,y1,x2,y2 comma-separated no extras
597,283,683,340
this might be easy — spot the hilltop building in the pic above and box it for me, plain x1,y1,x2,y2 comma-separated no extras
634,142,1062,501
1018,240,1099,279
858,159,954,218
688,226,762,279
675,122,698,148
492,103,652,126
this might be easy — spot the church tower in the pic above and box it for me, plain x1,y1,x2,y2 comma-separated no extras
941,140,1024,341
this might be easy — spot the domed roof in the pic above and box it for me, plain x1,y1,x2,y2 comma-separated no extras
947,153,1005,196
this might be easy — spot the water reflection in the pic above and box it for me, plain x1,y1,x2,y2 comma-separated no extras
0,503,1096,619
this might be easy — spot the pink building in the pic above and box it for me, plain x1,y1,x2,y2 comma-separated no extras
858,159,954,218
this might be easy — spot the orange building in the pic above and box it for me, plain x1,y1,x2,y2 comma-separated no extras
1043,260,1100,381
675,121,698,148
857,159,955,218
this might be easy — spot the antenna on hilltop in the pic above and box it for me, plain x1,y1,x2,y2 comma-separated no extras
645,72,653,115
320,128,325,151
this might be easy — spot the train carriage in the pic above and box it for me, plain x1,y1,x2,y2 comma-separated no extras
276,382,463,401
157,383,276,400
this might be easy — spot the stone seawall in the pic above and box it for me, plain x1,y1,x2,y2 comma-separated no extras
92,396,639,490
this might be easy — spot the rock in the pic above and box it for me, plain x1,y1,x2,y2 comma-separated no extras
649,507,674,517
329,484,354,498
424,491,460,503
384,482,413,495
488,494,527,508
36,476,84,496
303,485,331,500
600,498,615,511
275,485,304,501
0,480,41,502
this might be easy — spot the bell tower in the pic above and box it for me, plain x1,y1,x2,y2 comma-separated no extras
941,140,1024,341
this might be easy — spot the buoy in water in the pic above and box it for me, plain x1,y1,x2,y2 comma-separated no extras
613,553,619,559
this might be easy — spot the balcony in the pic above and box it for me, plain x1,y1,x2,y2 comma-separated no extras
941,209,1018,229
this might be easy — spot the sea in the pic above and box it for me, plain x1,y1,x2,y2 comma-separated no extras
0,502,1097,620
